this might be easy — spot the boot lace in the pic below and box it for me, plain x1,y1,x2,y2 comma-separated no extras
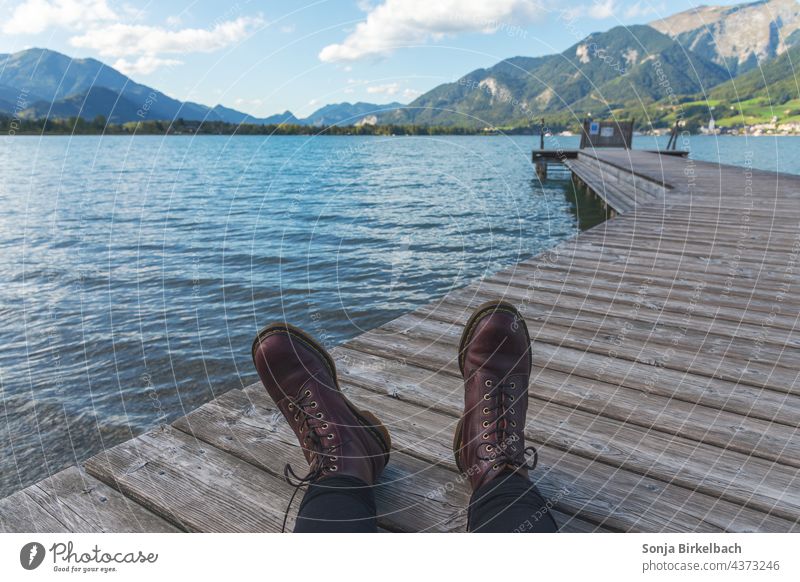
280,386,346,532
476,379,538,487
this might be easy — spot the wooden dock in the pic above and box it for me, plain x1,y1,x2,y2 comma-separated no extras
2,149,799,533
532,147,686,183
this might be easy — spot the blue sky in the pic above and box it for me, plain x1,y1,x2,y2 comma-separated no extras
0,0,745,117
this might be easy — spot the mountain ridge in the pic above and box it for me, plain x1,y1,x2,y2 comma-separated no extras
650,0,800,75
380,24,729,127
0,48,404,126
2,0,798,130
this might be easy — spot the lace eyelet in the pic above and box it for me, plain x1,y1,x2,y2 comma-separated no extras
293,414,300,422
483,394,491,401
304,390,312,397
322,423,329,429
482,407,489,414
484,380,493,387
482,433,489,440
330,456,338,462
316,412,323,419
330,465,338,472
327,434,335,440
511,421,517,428
492,463,500,470
311,401,318,408
486,445,494,452
510,382,516,389
509,408,515,414
287,403,294,410
482,421,490,428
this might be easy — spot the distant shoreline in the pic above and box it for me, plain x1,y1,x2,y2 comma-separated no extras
3,117,797,138
6,130,799,138
1,116,542,137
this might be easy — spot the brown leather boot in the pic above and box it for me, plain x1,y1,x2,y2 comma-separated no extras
251,323,391,520
454,300,537,492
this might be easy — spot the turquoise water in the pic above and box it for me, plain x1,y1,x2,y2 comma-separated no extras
0,134,794,496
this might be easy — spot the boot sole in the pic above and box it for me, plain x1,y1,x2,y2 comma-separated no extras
251,322,392,464
453,300,530,473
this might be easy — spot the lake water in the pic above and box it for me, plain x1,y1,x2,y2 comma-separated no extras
0,133,795,497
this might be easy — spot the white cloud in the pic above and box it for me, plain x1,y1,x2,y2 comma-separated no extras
366,83,421,100
624,1,663,19
235,97,264,107
563,0,618,21
319,0,545,62
3,0,117,34
113,55,182,75
280,24,295,33
588,0,617,19
3,1,264,75
69,15,264,57
367,82,399,95
119,2,146,22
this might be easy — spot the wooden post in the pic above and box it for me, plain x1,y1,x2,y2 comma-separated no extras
626,118,635,149
667,120,679,150
579,118,587,149
540,118,545,150
535,159,547,181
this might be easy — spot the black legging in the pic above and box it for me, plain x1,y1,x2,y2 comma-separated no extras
294,471,559,533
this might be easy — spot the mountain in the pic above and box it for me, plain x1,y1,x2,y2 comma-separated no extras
0,49,127,103
382,25,729,127
19,86,143,123
303,101,403,126
262,110,301,124
651,0,800,75
382,54,556,127
0,48,254,122
0,48,402,127
3,0,794,131
0,82,46,109
571,37,730,114
709,44,800,103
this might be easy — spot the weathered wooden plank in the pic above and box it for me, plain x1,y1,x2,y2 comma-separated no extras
335,346,800,465
466,277,800,353
514,251,800,305
540,245,796,289
576,151,674,190
172,387,469,532
566,159,638,213
485,266,800,330
407,296,800,397
341,324,800,523
441,285,800,381
174,386,612,533
0,488,70,533
577,239,800,276
531,342,800,428
581,225,800,254
23,467,180,533
242,382,797,533
85,425,301,532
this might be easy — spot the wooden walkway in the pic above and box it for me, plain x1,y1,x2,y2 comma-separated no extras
2,149,799,533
